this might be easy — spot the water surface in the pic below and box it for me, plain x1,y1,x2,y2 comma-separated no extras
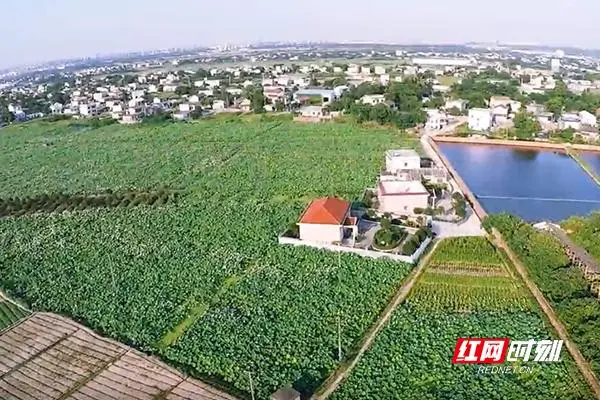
581,151,600,176
438,143,600,222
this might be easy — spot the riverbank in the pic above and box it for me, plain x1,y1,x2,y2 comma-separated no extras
431,136,600,152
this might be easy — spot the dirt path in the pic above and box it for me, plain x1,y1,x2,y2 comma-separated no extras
492,229,600,399
310,240,440,400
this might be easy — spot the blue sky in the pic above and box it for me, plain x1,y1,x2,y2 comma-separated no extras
2,0,600,68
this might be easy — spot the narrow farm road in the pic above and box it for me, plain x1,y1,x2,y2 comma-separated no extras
492,229,600,399
311,240,440,400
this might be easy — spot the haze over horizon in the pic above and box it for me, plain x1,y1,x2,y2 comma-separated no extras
2,0,600,68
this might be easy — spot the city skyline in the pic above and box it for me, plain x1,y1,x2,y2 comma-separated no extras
3,0,600,68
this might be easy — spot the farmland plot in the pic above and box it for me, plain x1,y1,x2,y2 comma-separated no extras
331,237,594,400
0,120,418,398
0,299,28,330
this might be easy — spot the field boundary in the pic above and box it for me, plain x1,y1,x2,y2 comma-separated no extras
310,239,440,400
0,290,30,313
432,136,600,152
491,228,600,398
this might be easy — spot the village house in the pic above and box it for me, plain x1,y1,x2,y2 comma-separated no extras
385,149,421,172
491,104,510,125
444,99,468,112
297,197,358,244
212,100,226,110
559,113,581,131
374,66,386,75
425,109,449,130
198,89,214,97
489,96,521,113
294,88,336,105
239,99,252,112
377,178,430,216
49,103,63,114
468,108,492,131
263,86,286,103
298,105,326,118
360,94,386,106
579,110,597,127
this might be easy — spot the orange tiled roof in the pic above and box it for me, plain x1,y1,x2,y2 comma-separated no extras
299,197,350,225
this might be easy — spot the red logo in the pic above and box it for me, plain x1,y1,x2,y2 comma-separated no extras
452,338,509,364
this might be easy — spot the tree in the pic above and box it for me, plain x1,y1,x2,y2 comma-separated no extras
0,109,15,125
244,85,265,113
176,86,193,96
513,111,541,139
545,97,564,121
189,107,204,120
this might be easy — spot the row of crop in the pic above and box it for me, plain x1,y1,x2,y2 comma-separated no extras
429,236,504,266
427,261,507,273
332,235,593,399
408,280,531,312
0,189,178,218
0,300,29,330
331,306,593,400
484,213,600,378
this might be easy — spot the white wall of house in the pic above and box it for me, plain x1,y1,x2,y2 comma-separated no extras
299,224,343,244
386,151,421,172
468,108,492,131
361,94,386,106
579,110,597,127
378,193,429,215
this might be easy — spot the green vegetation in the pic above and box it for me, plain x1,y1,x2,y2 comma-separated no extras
429,236,504,266
0,299,29,330
451,69,523,108
484,213,600,378
327,78,430,128
401,226,431,255
452,191,467,219
0,188,178,218
0,119,418,398
331,236,593,400
563,213,600,262
529,80,600,117
372,216,407,250
513,110,541,139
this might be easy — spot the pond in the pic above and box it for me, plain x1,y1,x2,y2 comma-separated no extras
581,151,600,176
438,143,600,222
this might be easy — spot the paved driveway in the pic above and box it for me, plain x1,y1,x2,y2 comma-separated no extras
432,205,484,238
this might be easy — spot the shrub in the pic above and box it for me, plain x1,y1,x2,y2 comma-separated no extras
413,207,425,214
287,223,300,238
402,238,418,255
452,192,464,201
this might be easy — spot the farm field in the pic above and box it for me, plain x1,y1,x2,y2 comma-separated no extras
486,213,600,379
0,298,29,330
0,118,418,398
330,237,594,400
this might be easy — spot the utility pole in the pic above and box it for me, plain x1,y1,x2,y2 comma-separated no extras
337,247,342,362
337,314,342,362
248,371,255,400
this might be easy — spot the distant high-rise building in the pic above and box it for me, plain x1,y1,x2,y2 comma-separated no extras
551,58,561,73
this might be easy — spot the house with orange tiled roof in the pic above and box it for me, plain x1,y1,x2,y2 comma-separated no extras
297,197,358,244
